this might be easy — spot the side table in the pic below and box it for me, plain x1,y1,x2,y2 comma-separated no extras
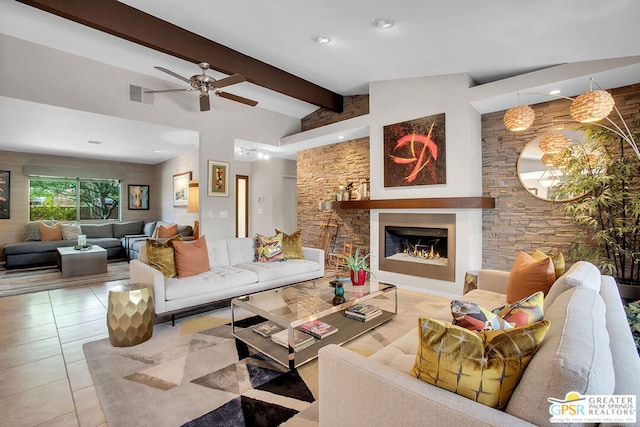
107,283,155,347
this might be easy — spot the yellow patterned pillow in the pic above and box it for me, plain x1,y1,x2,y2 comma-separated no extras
410,317,550,410
256,233,284,262
532,250,565,279
145,234,183,278
275,228,303,259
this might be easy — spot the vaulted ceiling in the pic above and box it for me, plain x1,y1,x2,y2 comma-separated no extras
1,0,640,163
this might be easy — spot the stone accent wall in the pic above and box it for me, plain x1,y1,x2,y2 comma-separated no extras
297,138,370,257
482,83,640,271
301,94,369,131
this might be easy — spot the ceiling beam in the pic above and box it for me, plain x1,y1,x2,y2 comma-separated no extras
17,0,344,113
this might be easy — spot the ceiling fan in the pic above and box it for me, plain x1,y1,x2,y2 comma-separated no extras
145,62,258,112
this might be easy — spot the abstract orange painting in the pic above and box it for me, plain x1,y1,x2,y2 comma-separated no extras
383,113,446,187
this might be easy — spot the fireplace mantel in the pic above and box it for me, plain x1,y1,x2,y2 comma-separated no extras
319,197,495,210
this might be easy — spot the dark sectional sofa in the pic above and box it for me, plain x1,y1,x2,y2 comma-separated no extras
3,220,193,269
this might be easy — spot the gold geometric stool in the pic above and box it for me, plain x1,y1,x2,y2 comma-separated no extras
107,283,155,347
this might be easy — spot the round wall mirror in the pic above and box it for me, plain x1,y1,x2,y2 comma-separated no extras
517,129,587,202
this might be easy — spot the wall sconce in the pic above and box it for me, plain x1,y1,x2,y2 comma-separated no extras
504,79,639,160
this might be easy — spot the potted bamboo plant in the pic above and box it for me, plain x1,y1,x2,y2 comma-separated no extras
553,121,640,299
341,246,371,286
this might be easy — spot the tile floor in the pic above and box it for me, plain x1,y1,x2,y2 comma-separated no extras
0,280,122,427
0,276,452,427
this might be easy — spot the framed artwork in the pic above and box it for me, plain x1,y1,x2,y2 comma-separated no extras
173,171,192,206
208,160,229,197
383,113,446,187
0,170,9,219
127,184,149,210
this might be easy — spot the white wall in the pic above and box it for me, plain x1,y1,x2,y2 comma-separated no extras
368,73,483,296
0,34,301,239
249,158,297,236
157,150,199,227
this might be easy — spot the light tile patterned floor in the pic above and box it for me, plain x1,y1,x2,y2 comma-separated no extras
0,275,451,426
0,281,117,427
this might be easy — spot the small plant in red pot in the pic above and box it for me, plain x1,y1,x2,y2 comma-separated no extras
341,246,371,286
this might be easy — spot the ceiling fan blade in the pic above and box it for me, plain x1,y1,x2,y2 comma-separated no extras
200,93,211,111
144,88,192,94
154,66,192,84
211,73,246,89
215,91,258,107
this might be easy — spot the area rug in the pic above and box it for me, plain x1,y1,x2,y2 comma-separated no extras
84,289,450,427
0,261,130,297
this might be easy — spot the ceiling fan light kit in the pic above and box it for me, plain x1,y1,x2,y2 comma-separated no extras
146,62,258,112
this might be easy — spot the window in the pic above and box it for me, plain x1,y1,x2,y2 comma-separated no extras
29,177,121,221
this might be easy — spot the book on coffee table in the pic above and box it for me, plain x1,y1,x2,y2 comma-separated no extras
271,328,316,351
298,319,338,339
252,321,283,337
345,304,383,322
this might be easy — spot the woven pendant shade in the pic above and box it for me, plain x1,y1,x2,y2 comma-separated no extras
570,90,615,123
541,153,559,167
504,105,535,131
538,132,569,154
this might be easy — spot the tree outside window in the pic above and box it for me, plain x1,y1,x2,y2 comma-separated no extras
29,178,120,221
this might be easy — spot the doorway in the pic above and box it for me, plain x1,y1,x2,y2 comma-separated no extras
236,175,249,237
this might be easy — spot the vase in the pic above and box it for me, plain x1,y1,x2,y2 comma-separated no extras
350,270,367,286
334,282,345,297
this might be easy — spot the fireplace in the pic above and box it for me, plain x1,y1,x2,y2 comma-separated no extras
379,213,456,282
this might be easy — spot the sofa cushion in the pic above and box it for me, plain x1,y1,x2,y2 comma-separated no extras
227,238,257,266
208,238,230,267
450,300,513,331
235,259,320,282
492,291,544,327
506,251,555,303
24,220,57,241
146,234,183,278
173,237,210,278
505,287,615,425
40,222,62,241
256,233,284,262
60,223,82,241
544,261,602,309
410,317,550,410
164,266,258,301
156,224,177,238
112,221,144,238
81,223,114,238
532,249,565,279
143,221,157,237
431,289,507,322
275,228,303,259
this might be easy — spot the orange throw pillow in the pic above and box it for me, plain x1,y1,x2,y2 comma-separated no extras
157,224,178,238
506,252,556,303
39,222,62,241
172,236,210,278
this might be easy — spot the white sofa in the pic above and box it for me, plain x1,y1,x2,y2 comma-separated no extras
130,237,324,317
319,261,640,427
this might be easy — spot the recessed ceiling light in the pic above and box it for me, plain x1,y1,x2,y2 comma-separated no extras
152,149,167,154
372,18,394,29
312,35,332,44
338,135,345,140
549,89,561,95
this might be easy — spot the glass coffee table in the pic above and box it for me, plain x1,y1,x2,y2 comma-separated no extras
231,279,397,369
